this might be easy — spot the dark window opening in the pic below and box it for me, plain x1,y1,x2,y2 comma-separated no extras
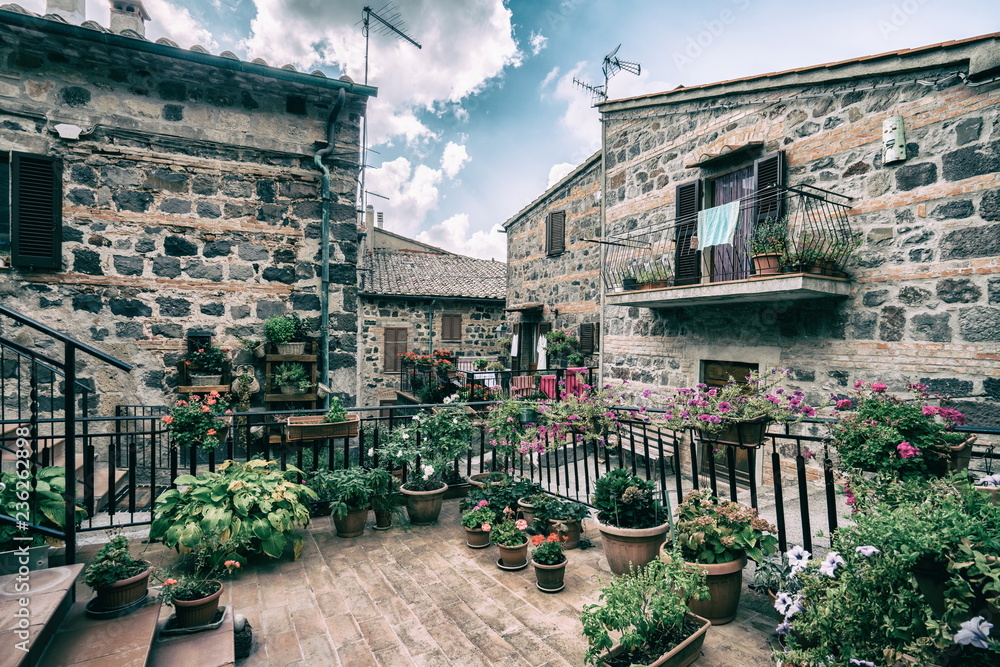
701,360,759,388
545,210,566,256
286,95,307,115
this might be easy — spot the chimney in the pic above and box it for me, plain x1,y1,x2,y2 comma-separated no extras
46,0,85,24
109,1,150,37
364,205,375,255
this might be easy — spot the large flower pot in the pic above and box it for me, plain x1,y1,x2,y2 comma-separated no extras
518,497,537,526
173,581,223,628
707,416,771,447
548,518,582,550
684,553,748,625
469,473,507,489
465,527,491,549
497,541,529,569
927,435,977,478
94,564,153,610
751,253,782,276
600,612,711,667
333,507,370,538
597,521,669,575
532,558,567,592
276,342,307,355
401,483,447,525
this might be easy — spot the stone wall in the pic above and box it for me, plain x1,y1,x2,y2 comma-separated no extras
360,296,507,404
599,65,999,425
504,154,603,363
0,24,366,411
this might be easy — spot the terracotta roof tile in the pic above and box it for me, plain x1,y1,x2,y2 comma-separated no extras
366,251,506,300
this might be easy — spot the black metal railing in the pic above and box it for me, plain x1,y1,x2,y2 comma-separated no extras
603,185,855,290
399,361,598,401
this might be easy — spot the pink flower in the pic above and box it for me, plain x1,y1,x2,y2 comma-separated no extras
481,523,491,532
896,441,920,459
515,519,527,530
922,405,937,417
836,399,852,410
871,382,888,393
854,380,865,390
717,402,731,413
476,500,488,509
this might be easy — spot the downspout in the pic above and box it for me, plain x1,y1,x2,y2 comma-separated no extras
314,88,347,409
427,299,437,357
598,112,608,387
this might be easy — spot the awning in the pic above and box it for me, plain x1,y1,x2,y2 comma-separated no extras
505,302,544,312
685,142,763,168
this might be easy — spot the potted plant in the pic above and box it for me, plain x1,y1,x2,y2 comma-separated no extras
668,489,778,625
830,381,974,479
84,535,153,610
264,314,308,355
472,358,490,371
749,547,807,619
622,274,638,291
162,391,233,452
285,397,360,441
461,500,498,548
305,468,374,537
531,532,569,592
517,492,548,528
370,467,404,530
492,515,529,569
272,362,312,395
184,344,228,386
592,468,669,575
531,495,589,549
158,576,225,628
750,215,788,276
150,460,316,569
581,556,711,667
463,477,543,520
435,358,458,379
544,329,578,367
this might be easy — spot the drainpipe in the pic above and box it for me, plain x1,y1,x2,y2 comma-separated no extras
598,112,608,387
314,88,346,409
427,299,437,356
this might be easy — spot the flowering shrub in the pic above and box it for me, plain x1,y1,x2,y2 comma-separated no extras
185,344,228,374
544,329,578,357
750,546,807,597
830,381,968,478
456,383,500,404
655,369,819,434
673,489,777,564
162,391,232,451
592,468,665,529
461,500,499,530
398,351,434,366
490,515,528,547
375,406,474,491
531,533,567,565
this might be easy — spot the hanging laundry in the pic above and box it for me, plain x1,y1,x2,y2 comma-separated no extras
697,201,740,250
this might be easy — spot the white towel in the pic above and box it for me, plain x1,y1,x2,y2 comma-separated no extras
510,333,519,357
697,201,740,250
535,334,547,370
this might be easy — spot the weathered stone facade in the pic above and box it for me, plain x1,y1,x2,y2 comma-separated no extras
503,153,602,368
0,9,373,409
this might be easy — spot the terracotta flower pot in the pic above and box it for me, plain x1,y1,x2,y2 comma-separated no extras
465,527,491,549
94,564,153,610
333,507,370,538
597,521,669,575
548,518,582,550
517,497,536,526
752,253,782,276
401,483,447,525
497,540,529,568
173,581,223,628
532,558,566,592
600,612,711,667
685,554,748,625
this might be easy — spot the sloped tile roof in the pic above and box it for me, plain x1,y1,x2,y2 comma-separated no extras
366,250,506,300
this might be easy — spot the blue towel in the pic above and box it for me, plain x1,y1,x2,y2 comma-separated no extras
697,202,740,250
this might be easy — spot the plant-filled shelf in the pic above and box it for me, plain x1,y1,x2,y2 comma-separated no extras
264,393,318,402
264,354,318,363
177,384,230,394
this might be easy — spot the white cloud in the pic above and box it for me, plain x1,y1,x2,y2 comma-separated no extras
552,62,601,151
529,31,548,55
366,157,443,236
440,142,470,179
540,66,560,91
417,214,506,261
547,162,576,187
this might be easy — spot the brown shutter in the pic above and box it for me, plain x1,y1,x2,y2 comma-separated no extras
384,328,407,372
579,323,595,355
11,153,62,270
673,180,702,286
442,314,462,341
754,151,785,222
545,210,566,255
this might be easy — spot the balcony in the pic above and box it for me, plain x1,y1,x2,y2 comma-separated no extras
602,185,855,309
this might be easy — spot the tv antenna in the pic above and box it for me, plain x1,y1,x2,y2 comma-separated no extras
573,44,642,105
359,4,422,213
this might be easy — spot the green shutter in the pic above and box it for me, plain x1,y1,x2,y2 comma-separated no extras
11,153,62,270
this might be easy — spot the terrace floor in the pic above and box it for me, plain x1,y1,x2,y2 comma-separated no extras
79,499,782,667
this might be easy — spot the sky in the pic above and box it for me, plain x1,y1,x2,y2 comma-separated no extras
20,0,1000,261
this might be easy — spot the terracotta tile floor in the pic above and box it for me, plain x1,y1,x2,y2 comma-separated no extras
79,500,781,666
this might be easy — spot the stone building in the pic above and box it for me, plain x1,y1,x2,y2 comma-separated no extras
358,224,506,405
0,1,375,408
502,151,602,370
506,33,1000,425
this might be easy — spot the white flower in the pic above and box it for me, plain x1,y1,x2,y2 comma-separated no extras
819,551,845,577
774,592,793,616
443,396,453,404
786,545,811,573
855,546,880,557
453,418,459,424
401,433,409,440
367,448,374,457
422,465,434,478
396,449,403,457
954,616,993,649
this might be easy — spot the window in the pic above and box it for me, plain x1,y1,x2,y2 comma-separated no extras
674,151,784,285
701,360,759,388
545,210,565,256
383,328,407,372
579,322,600,355
1,152,62,270
441,314,462,342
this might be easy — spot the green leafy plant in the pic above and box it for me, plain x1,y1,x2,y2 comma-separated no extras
375,406,473,491
323,397,349,423
461,476,543,515
456,383,500,404
461,499,500,530
157,577,222,607
263,316,297,345
472,358,490,370
530,532,567,565
750,215,789,255
486,361,505,371
496,336,512,353
580,555,708,666
0,466,86,550
490,516,528,547
185,344,228,374
272,362,311,392
84,535,149,589
591,468,665,529
305,468,373,518
150,459,316,570
566,352,585,366
162,391,232,451
750,549,805,597
544,329,578,357
530,495,589,533
673,489,778,564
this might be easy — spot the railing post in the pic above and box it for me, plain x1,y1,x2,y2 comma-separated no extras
63,344,76,566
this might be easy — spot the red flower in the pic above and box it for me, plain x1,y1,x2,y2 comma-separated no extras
206,429,217,436
162,415,174,424
531,534,545,546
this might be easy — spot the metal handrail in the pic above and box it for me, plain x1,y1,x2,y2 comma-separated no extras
0,304,132,371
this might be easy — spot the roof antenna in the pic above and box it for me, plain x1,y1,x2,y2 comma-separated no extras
573,44,642,105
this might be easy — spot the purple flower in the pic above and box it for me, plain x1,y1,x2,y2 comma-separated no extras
954,616,993,649
836,398,853,410
896,441,920,459
774,592,793,616
819,551,845,577
776,620,792,635
856,546,881,557
717,402,731,413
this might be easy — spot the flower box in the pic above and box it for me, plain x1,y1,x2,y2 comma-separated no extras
600,612,711,667
284,414,359,441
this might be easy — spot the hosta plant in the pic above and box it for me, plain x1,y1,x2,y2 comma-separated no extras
0,466,86,550
150,459,316,570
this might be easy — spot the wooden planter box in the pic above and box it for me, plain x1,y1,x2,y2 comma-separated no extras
284,414,359,441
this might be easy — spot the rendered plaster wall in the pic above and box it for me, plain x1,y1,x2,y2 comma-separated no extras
0,25,365,410
599,66,999,426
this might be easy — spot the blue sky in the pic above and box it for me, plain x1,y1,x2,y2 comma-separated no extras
21,1,1000,260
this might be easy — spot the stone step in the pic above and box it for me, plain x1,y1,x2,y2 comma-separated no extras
0,563,83,667
148,605,236,667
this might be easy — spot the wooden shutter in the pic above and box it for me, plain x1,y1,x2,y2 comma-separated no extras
384,328,407,372
441,314,462,341
753,151,785,223
545,210,566,256
673,180,702,286
11,153,61,270
0,154,9,250
579,323,595,355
